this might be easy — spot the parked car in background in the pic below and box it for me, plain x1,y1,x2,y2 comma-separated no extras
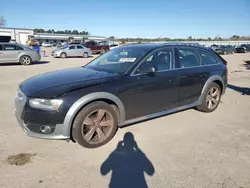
82,41,110,54
235,44,250,53
51,44,92,58
235,46,247,53
15,43,228,148
0,42,41,65
42,42,53,47
212,45,235,55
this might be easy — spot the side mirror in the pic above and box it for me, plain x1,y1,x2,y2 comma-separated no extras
138,65,157,75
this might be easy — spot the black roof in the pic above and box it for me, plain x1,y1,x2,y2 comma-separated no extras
119,42,208,51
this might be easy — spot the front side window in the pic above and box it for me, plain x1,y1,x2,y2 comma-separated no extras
77,45,84,49
137,48,173,73
177,48,200,68
69,45,76,50
198,50,218,65
85,47,148,74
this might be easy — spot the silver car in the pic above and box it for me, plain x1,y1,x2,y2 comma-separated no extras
0,43,41,65
51,44,92,58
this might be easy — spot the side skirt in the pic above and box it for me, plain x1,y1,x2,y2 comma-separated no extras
120,102,198,127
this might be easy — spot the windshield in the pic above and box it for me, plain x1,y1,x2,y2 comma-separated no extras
85,48,148,74
60,45,68,49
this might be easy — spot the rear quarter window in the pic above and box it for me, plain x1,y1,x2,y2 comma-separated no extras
198,50,219,65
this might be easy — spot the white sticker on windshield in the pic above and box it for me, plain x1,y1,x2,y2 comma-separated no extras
119,58,136,62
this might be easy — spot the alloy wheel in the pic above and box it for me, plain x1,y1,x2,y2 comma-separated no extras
206,87,220,110
81,109,115,144
22,56,31,65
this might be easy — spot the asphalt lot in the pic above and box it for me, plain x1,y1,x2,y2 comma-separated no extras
0,48,250,188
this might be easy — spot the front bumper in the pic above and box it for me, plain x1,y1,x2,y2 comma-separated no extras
14,90,70,140
51,52,61,57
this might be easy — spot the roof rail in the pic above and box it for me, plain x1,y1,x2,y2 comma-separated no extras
164,42,203,46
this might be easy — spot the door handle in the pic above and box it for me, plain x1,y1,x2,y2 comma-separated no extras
180,76,187,79
0,52,2,54
168,79,176,83
17,52,21,54
199,73,206,78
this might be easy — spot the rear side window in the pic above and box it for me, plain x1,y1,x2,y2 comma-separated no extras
177,48,200,68
77,45,84,49
198,50,218,65
3,44,23,50
0,45,2,51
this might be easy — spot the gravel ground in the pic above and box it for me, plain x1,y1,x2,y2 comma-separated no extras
0,48,250,188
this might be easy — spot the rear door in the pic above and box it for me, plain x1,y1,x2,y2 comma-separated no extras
175,47,208,106
1,44,22,62
67,45,77,57
76,45,84,56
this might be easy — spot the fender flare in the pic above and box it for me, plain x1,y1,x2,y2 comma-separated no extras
201,75,224,95
62,92,126,138
198,75,225,104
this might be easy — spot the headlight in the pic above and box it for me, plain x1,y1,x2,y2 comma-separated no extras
29,99,63,111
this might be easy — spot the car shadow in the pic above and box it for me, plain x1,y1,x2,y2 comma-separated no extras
227,84,250,95
100,132,155,188
0,61,50,66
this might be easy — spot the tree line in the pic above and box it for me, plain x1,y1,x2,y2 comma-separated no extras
33,28,89,35
110,35,250,42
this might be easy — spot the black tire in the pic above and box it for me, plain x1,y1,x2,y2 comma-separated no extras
196,82,221,113
60,52,67,58
19,55,32,65
72,101,118,148
83,52,88,58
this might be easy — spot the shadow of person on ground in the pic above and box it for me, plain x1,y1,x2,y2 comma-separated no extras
101,132,155,188
227,84,250,95
0,61,50,66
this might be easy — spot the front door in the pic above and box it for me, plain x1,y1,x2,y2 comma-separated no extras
119,47,179,120
0,44,3,63
175,47,207,106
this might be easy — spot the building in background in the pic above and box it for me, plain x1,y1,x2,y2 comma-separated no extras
0,27,34,44
0,27,107,45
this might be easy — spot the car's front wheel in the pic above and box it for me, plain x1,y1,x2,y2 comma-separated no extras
60,52,67,58
20,55,32,65
72,101,118,148
196,82,221,112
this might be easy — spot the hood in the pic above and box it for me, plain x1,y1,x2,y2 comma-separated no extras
20,67,119,98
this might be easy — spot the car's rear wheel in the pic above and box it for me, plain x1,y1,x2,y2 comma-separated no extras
20,55,32,65
100,48,106,54
196,82,221,112
72,101,118,148
83,52,88,58
60,52,67,58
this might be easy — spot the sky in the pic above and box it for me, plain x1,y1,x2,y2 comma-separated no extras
1,0,250,38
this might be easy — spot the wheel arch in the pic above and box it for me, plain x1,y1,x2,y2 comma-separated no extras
199,75,224,104
62,92,126,140
19,54,32,62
